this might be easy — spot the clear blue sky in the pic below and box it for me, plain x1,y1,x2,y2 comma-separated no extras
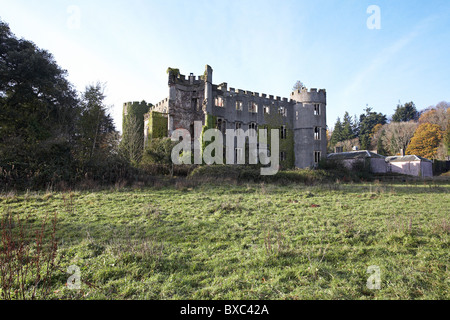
1,0,449,132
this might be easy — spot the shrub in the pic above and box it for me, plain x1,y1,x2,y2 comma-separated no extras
0,210,59,300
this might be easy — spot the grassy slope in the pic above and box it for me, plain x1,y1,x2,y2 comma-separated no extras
1,181,449,300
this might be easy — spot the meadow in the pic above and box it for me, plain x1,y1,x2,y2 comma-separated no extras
0,179,449,300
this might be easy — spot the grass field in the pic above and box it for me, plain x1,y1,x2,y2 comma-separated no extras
1,180,449,300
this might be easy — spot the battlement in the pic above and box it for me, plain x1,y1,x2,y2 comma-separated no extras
123,101,152,116
154,97,169,108
123,101,142,107
173,72,203,86
290,87,326,103
166,66,325,106
290,88,327,96
215,86,296,105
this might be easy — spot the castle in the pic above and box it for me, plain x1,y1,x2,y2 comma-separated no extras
123,65,327,168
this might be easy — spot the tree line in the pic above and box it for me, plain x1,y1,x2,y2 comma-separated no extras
2,17,449,190
0,20,139,189
329,101,450,160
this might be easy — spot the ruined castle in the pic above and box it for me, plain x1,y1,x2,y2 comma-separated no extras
123,65,327,168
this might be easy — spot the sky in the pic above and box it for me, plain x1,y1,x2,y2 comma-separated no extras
1,0,449,133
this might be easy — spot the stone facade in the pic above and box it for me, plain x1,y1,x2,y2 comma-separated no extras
126,65,327,169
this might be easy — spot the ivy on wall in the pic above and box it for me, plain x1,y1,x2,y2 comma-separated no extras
121,101,151,163
199,112,294,168
148,111,168,141
263,113,295,169
167,68,180,85
122,101,151,133
201,113,217,162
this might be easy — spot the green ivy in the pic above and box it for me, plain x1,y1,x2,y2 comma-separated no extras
201,113,217,162
148,111,168,141
263,113,295,169
122,101,151,133
121,101,151,162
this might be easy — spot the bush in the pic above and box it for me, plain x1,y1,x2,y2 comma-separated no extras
189,165,242,180
433,160,450,175
0,210,59,300
141,138,176,166
318,158,344,171
189,165,352,185
77,154,140,186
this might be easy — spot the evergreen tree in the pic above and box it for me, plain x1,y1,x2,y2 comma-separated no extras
392,102,418,122
341,112,355,141
358,107,387,150
376,130,388,156
352,114,360,137
76,83,117,162
330,118,343,147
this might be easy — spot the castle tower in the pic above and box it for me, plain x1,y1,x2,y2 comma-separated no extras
291,88,327,168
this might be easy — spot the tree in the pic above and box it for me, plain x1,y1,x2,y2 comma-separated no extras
358,107,387,150
418,102,449,159
380,121,418,155
326,129,333,153
406,123,443,159
371,123,383,138
369,123,385,152
335,138,360,152
141,138,177,176
0,19,80,186
76,83,116,162
0,20,79,144
376,130,388,156
330,117,343,147
444,123,450,156
121,115,144,165
418,101,449,131
341,112,355,141
392,102,418,122
292,80,305,91
352,114,360,137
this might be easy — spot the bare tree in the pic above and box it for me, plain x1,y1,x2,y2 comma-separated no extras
380,121,418,155
335,138,360,152
419,101,449,131
292,80,306,92
122,115,144,165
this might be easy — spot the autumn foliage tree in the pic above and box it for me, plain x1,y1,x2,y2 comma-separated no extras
405,123,443,159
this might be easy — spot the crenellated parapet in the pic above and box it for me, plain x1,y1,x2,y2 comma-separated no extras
173,73,204,86
214,86,297,106
290,88,326,104
123,101,152,117
152,97,169,114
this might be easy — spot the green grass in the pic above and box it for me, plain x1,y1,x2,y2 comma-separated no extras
1,180,449,300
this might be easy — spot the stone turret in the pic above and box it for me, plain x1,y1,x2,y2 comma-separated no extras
291,88,327,168
204,65,213,115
